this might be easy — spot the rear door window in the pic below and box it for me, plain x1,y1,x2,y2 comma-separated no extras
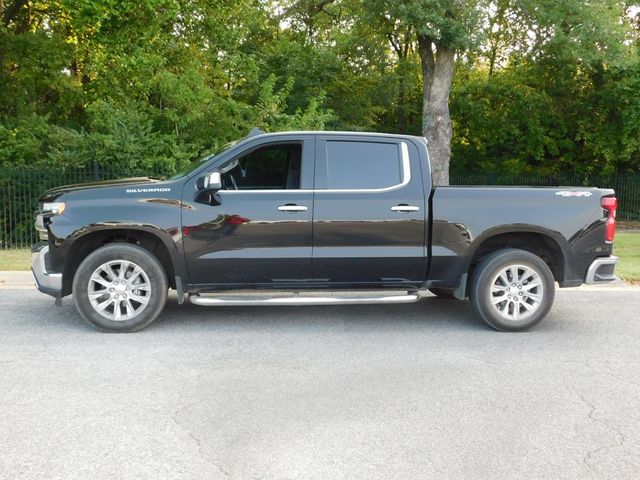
324,141,403,190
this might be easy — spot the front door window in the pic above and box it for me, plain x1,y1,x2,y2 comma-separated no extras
220,144,302,191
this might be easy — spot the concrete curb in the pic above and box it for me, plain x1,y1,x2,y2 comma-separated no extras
0,271,35,288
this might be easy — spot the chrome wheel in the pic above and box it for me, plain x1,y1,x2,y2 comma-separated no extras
87,260,151,321
488,264,543,322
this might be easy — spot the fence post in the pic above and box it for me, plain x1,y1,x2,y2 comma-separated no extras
94,160,100,181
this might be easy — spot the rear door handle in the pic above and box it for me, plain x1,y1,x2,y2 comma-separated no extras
278,204,308,212
391,204,420,213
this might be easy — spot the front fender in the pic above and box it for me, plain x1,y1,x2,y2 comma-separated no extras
68,222,187,278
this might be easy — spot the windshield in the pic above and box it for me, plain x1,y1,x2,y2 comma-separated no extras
169,141,238,180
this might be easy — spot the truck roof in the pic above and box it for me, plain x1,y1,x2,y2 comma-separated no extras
246,130,428,143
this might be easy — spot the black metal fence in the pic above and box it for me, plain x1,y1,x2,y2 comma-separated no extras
1,164,173,249
1,165,639,249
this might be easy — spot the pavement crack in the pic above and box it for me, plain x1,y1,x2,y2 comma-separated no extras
171,399,230,478
602,370,640,390
587,357,640,389
461,355,506,366
574,389,626,473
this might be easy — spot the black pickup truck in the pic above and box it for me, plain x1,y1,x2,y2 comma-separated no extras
32,130,618,332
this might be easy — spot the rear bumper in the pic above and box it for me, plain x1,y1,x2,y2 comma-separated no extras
31,244,62,298
585,255,618,284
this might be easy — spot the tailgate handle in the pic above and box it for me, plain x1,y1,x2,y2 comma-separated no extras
391,204,419,213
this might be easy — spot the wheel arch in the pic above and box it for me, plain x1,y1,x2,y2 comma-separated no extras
62,225,184,296
460,226,570,297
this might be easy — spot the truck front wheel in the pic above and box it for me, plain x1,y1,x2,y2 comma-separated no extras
469,249,555,332
72,244,168,332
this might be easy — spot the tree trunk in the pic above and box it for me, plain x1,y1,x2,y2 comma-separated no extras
397,58,406,132
417,35,455,186
2,0,28,26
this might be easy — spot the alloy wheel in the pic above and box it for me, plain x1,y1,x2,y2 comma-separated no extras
87,260,151,321
488,263,544,322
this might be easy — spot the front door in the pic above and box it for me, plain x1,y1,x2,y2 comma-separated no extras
312,135,427,287
182,137,314,287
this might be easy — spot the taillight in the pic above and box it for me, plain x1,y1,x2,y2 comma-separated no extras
601,196,617,243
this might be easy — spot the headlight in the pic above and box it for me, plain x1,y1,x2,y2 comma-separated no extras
42,202,66,215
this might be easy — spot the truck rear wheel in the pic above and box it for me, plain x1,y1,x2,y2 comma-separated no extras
72,244,168,332
469,249,555,332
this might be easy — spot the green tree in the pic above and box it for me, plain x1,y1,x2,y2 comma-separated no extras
1,0,639,179
381,0,485,185
0,0,335,171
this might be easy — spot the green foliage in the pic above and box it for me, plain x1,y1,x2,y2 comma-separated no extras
0,0,638,176
575,56,640,174
386,0,484,50
0,0,335,173
450,0,639,175
451,70,559,175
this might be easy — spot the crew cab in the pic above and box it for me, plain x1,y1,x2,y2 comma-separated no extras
32,130,618,332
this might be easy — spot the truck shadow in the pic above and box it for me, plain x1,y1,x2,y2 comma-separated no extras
152,294,488,333
24,290,566,334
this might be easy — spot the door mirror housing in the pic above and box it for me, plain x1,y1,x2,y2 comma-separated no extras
196,171,222,191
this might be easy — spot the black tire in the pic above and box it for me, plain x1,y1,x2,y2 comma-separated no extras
72,244,168,332
428,288,456,299
469,248,555,332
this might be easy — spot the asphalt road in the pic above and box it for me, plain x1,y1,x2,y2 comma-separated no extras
1,287,639,480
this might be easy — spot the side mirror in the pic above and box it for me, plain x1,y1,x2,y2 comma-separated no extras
196,172,222,191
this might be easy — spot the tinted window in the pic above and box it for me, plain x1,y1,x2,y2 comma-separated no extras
168,141,237,180
220,144,302,190
325,141,402,189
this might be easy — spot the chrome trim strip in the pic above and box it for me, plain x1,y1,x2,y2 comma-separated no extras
219,190,313,194
189,293,419,306
217,141,411,194
31,245,62,292
585,255,618,284
314,141,411,193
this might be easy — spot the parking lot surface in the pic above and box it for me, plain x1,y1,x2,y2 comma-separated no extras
1,287,639,479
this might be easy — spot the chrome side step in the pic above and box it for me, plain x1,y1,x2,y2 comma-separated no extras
188,292,420,307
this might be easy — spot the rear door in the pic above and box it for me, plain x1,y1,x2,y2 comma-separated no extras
312,135,427,287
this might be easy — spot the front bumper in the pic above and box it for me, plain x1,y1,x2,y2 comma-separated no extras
585,255,618,284
31,244,62,298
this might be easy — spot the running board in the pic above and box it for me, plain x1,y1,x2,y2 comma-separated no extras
188,292,420,307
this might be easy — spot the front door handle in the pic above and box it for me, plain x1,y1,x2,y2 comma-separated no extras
391,204,420,213
278,204,308,212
